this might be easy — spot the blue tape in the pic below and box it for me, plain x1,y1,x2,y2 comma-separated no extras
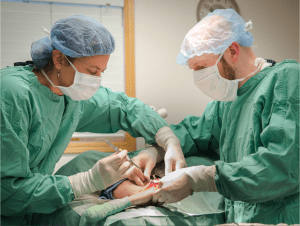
99,179,126,200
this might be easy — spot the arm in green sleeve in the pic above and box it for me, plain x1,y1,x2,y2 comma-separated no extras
79,197,131,225
215,63,300,203
1,175,74,216
169,101,224,157
76,87,168,144
1,91,74,216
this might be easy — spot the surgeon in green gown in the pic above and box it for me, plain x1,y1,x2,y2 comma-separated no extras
0,15,187,225
153,9,299,224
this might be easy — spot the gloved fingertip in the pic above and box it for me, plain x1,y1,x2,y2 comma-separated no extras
144,167,153,179
137,181,144,187
176,162,186,170
117,149,129,160
158,181,163,188
165,169,172,175
140,174,146,182
165,161,173,174
144,174,150,181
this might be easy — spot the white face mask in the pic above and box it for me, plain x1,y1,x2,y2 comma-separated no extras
193,50,264,102
41,56,102,101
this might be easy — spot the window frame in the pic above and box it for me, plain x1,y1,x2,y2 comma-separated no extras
65,0,136,153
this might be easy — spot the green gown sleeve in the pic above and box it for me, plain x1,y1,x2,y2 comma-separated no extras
79,197,132,225
169,101,224,158
76,87,168,144
215,63,299,203
1,81,74,216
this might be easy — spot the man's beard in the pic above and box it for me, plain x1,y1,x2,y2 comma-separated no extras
220,57,236,80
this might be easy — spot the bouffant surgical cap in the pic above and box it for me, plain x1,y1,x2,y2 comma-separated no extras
176,9,253,65
31,14,115,69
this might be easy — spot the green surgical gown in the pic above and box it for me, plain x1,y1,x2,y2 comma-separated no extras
170,60,299,224
0,66,167,221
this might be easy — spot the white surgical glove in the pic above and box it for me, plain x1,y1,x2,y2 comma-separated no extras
184,165,218,192
69,150,136,198
131,146,165,181
153,165,217,204
155,126,187,175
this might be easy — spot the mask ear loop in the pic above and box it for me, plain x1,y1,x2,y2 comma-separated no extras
64,56,78,72
216,49,226,65
41,26,77,75
245,20,253,31
234,58,264,82
41,26,50,35
41,27,62,79
41,69,58,87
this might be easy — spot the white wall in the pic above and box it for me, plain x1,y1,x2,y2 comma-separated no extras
236,0,299,62
135,0,299,128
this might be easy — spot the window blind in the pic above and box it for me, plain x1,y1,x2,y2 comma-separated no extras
1,0,126,141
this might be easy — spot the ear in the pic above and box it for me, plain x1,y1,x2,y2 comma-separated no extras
228,42,240,63
52,50,64,70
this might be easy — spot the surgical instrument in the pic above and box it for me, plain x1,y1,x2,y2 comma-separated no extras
105,140,142,171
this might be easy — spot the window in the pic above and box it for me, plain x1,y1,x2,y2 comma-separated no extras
1,0,136,153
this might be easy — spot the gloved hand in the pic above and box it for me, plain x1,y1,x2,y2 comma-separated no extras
118,149,147,187
152,165,217,204
155,126,187,175
131,146,165,182
69,150,145,198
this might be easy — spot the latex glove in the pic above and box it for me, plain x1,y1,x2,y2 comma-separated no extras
131,146,165,182
155,126,187,174
152,165,217,204
184,165,218,192
118,149,147,187
69,150,144,198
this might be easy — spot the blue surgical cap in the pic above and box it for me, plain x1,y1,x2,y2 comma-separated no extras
31,14,115,69
176,9,254,65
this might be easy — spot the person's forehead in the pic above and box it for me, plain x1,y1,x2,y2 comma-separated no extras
77,55,110,69
187,53,218,69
